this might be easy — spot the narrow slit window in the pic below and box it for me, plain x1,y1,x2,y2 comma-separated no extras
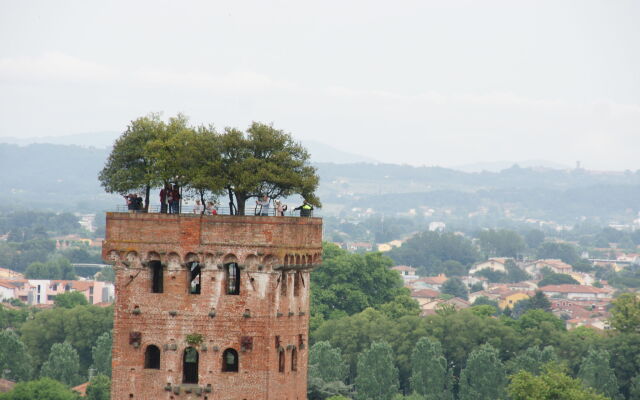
188,262,201,294
183,347,199,383
280,272,288,297
222,349,239,372
291,348,297,371
293,272,301,297
278,349,286,373
144,345,161,369
225,263,240,295
150,261,163,293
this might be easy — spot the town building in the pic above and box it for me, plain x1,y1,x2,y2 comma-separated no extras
469,258,510,274
103,211,323,400
391,265,418,281
538,284,611,300
0,267,23,280
0,278,113,305
525,259,573,278
408,274,448,291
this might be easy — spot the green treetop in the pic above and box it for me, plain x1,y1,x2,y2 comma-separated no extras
355,341,399,400
100,115,320,215
577,348,620,399
99,113,165,210
509,364,609,400
459,343,508,400
410,337,453,400
40,342,82,386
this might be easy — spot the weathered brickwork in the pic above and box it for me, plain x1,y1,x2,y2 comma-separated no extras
102,213,323,400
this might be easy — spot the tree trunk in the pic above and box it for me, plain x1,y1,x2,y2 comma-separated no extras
199,190,206,215
227,188,236,215
144,185,151,212
235,192,248,216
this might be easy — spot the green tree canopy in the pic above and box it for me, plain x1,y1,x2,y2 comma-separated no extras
0,378,80,400
220,123,320,215
507,346,557,375
524,229,545,250
91,331,112,377
21,305,113,371
476,229,525,258
508,364,608,400
630,375,640,400
309,341,348,384
459,343,507,400
312,243,407,320
85,375,110,400
54,291,88,308
609,293,640,333
0,330,32,381
40,342,82,386
577,348,620,399
25,255,76,280
100,116,320,215
539,273,580,287
387,231,479,275
440,277,468,300
355,341,399,400
537,243,581,266
410,337,453,400
0,303,29,330
99,113,165,209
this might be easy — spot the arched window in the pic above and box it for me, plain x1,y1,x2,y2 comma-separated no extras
188,262,201,295
183,347,199,383
222,349,239,372
278,349,285,373
225,263,240,295
144,345,160,369
291,348,298,371
150,261,163,293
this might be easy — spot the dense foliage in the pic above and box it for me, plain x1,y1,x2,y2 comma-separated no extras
99,114,320,214
387,231,479,275
311,243,415,321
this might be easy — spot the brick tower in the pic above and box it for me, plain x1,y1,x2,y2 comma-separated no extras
102,212,322,400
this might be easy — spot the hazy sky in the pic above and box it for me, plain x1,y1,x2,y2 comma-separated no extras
1,1,639,170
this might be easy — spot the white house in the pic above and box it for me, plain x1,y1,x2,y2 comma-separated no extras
391,265,418,281
469,258,510,274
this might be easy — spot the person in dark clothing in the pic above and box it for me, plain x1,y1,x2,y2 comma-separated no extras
294,200,313,217
169,185,181,214
159,185,170,213
134,195,144,211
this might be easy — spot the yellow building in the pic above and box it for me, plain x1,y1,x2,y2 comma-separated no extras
0,267,23,280
499,292,531,309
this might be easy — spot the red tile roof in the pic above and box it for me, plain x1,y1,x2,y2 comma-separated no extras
539,284,609,294
411,289,440,298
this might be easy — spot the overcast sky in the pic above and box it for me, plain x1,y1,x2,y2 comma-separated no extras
1,1,639,170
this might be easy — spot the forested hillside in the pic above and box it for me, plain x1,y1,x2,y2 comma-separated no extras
2,143,639,224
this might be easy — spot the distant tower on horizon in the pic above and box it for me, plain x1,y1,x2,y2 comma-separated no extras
576,160,581,169
103,212,323,400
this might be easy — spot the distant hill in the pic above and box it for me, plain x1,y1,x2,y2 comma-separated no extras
302,140,378,164
1,143,638,224
452,160,572,172
0,131,120,149
0,133,378,164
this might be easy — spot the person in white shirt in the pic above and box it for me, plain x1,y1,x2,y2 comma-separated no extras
193,200,204,214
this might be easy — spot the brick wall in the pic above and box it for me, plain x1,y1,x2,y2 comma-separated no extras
103,213,322,400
